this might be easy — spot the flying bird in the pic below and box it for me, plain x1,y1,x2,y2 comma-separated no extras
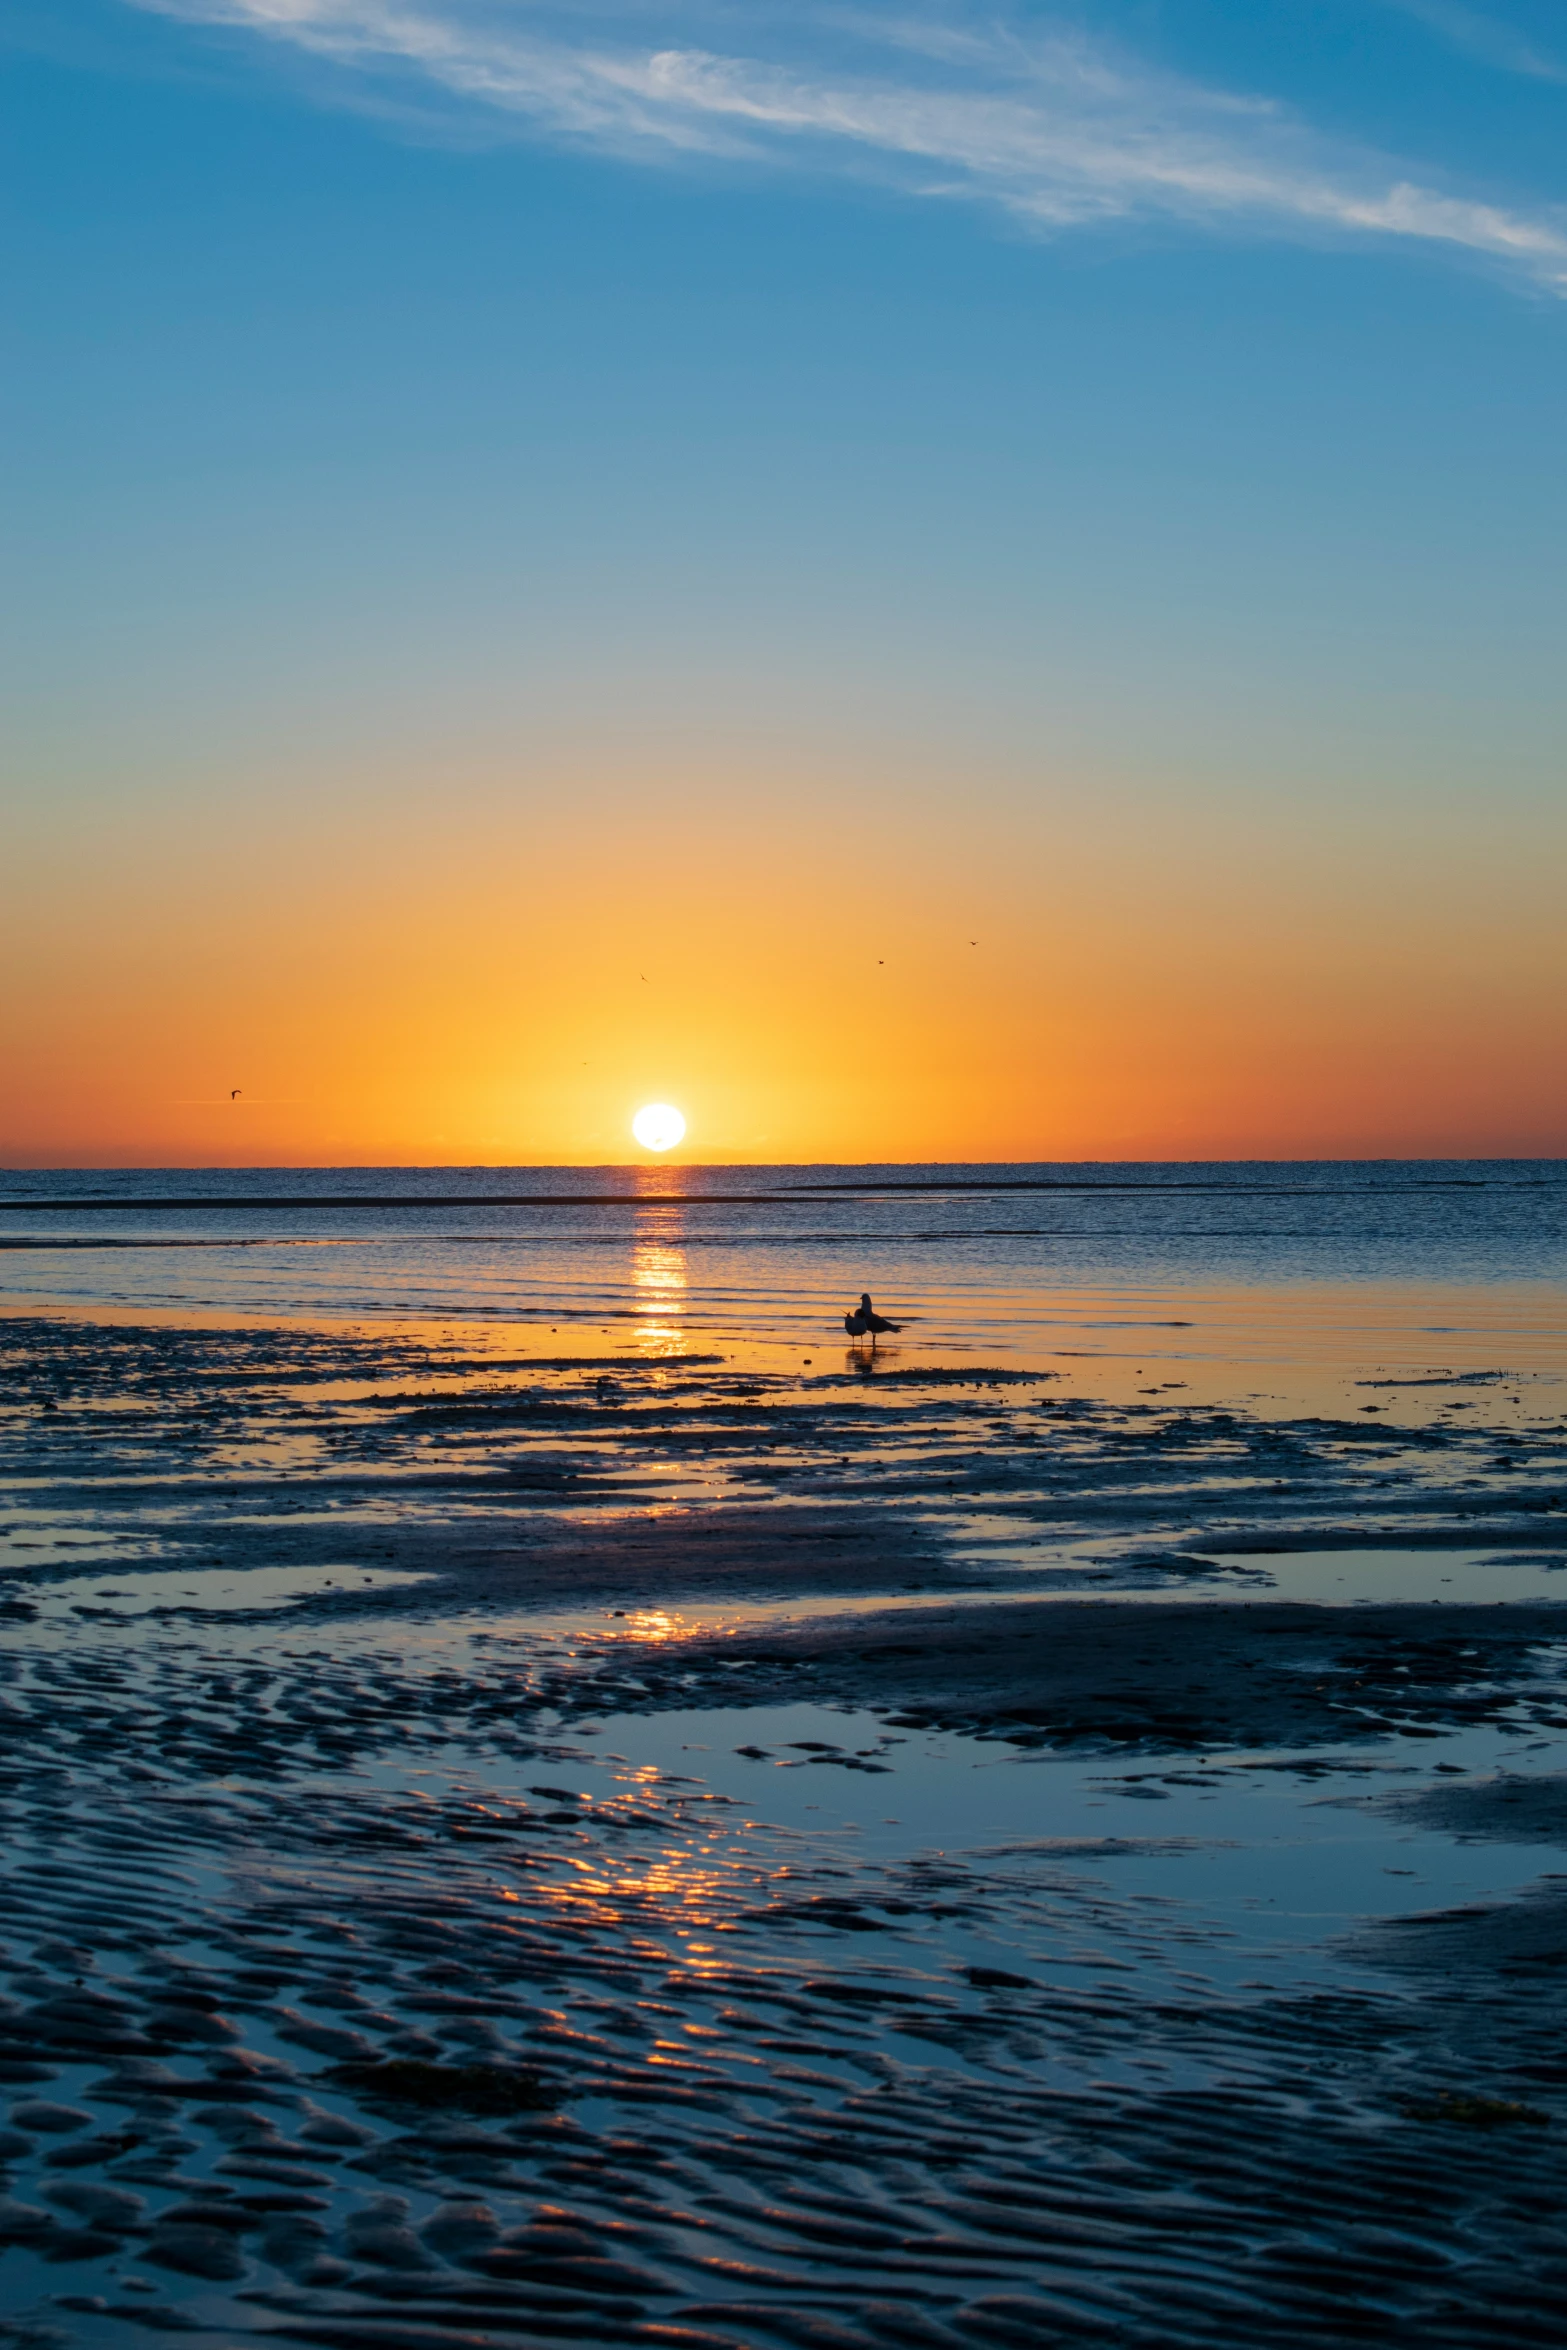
845,1292,901,1346
230,1089,241,1100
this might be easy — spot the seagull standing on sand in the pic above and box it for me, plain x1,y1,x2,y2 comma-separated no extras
844,1292,901,1345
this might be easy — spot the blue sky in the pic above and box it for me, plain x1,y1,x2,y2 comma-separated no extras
2,5,1565,1159
6,1,1567,794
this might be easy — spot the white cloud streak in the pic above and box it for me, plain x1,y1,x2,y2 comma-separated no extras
1385,1,1567,85
127,1,1567,289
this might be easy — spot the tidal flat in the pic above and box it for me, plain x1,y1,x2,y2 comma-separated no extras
3,1310,1567,2348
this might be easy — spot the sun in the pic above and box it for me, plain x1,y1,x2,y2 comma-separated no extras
632,1102,686,1152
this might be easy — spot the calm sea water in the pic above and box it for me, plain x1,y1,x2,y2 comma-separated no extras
1,1161,1563,1400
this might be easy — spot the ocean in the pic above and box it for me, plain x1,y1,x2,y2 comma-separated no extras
2,1160,1564,1406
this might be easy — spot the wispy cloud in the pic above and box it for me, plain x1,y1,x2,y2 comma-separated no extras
1384,1,1567,85
127,2,1567,289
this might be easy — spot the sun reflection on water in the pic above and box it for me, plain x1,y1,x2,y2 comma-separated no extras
632,1234,688,1347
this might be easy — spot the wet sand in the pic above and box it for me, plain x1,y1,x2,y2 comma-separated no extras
3,1312,1567,2346
567,1593,1567,1752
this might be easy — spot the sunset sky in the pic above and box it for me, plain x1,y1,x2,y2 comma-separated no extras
4,1,1565,1165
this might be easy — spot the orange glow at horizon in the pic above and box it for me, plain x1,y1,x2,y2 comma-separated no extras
2,750,1564,1167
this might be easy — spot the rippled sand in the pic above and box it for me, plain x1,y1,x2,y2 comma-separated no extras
3,1314,1567,2346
